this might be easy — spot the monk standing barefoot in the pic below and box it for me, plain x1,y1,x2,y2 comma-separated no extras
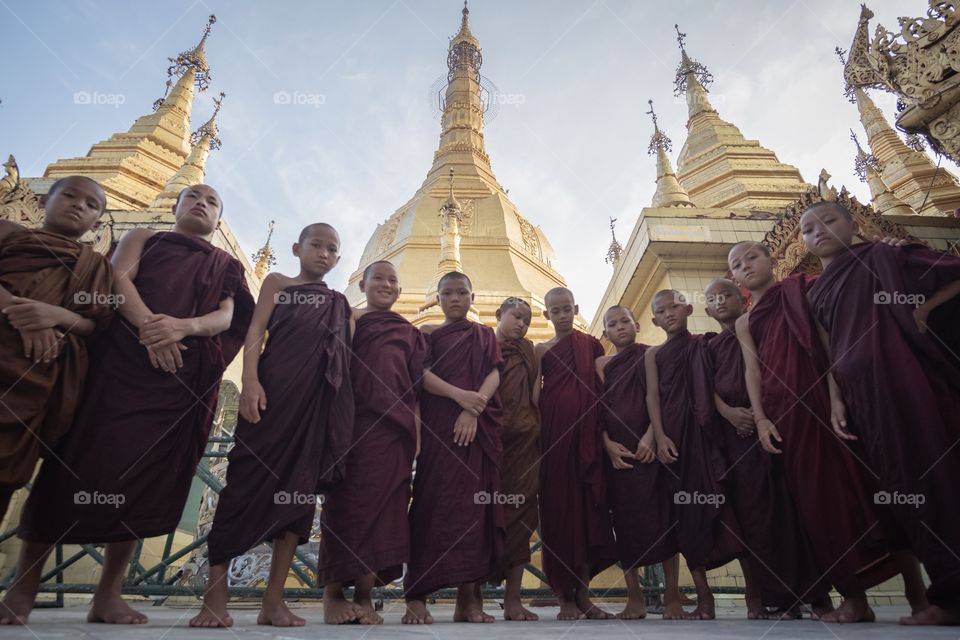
319,260,425,626
191,222,352,629
537,288,617,621
404,272,503,624
492,297,541,622
11,184,252,626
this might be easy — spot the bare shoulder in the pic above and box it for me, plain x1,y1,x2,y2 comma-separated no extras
120,227,155,243
595,354,613,379
735,313,750,334
420,323,438,335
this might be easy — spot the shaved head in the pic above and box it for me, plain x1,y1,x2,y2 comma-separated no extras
705,278,744,300
729,241,770,260
802,201,852,220
299,222,339,244
604,305,636,324
651,289,685,312
545,286,575,307
362,259,396,281
47,176,107,212
438,271,472,290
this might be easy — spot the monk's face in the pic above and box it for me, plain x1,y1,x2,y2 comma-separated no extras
496,303,531,340
801,204,855,259
173,184,222,236
438,275,473,320
704,281,744,323
651,292,691,333
360,262,399,309
40,177,105,239
728,243,775,290
296,226,341,278
543,292,577,334
603,307,638,348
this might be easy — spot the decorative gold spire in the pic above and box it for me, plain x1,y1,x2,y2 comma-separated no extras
436,168,464,274
674,25,715,118
646,99,694,208
148,92,224,210
154,14,216,109
605,217,623,265
252,220,277,279
854,88,915,168
852,130,916,215
450,1,480,50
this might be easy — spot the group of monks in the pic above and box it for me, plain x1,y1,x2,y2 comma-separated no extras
0,176,958,629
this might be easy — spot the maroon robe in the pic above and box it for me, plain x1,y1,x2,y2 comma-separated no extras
318,310,425,585
697,327,829,608
539,331,616,593
655,330,742,570
492,337,540,581
19,232,253,543
404,319,504,598
809,242,960,609
749,274,897,592
0,230,113,490
208,283,354,566
602,342,678,569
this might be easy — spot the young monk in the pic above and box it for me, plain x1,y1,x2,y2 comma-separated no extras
0,176,113,527
6,184,253,626
319,260,426,625
537,286,616,620
644,290,743,621
596,305,685,621
699,278,830,619
729,240,920,623
190,222,354,629
491,296,540,622
403,271,504,624
801,202,960,625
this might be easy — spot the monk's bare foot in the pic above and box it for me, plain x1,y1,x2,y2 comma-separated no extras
189,602,234,628
616,599,646,620
453,602,495,623
581,604,614,620
684,597,716,620
900,604,960,626
402,600,433,624
503,600,538,621
679,593,697,606
745,592,763,620
354,598,383,625
820,597,875,623
258,598,305,627
324,592,360,625
760,605,801,620
662,601,686,620
87,593,148,624
0,590,33,626
557,600,585,620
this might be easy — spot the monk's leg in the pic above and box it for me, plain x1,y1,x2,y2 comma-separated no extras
616,567,646,620
557,586,584,620
402,597,433,624
820,587,875,624
0,485,17,526
684,566,715,620
352,573,383,625
892,550,929,615
900,605,960,626
257,531,304,627
503,564,537,621
0,540,52,625
575,567,612,620
188,562,233,627
87,541,147,624
662,555,685,620
453,583,494,623
739,559,764,619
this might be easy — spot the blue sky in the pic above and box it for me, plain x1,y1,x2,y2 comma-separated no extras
1,0,917,322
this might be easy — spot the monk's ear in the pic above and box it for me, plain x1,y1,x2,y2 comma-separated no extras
542,309,549,320
292,242,301,258
684,304,694,316
705,306,716,321
495,309,503,321
651,316,660,328
359,278,367,293
601,328,609,341
38,194,48,209
573,303,579,315
470,291,475,302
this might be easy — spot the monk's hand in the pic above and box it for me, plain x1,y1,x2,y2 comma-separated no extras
656,435,678,464
874,234,927,249
830,398,856,441
239,380,267,423
727,406,756,437
913,305,930,335
635,430,657,464
18,327,64,363
603,434,634,469
756,418,783,454
455,389,487,416
147,341,187,373
3,297,65,331
452,410,478,446
139,314,189,347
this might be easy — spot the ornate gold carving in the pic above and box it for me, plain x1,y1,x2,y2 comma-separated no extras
515,213,542,260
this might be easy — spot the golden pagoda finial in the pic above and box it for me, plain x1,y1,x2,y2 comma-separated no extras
605,216,623,265
153,14,216,109
646,99,672,154
646,99,695,208
851,131,916,215
673,24,716,118
191,91,224,150
850,129,881,182
448,0,482,82
251,220,277,279
817,169,839,202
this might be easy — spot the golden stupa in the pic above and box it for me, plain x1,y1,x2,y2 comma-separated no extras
343,2,577,340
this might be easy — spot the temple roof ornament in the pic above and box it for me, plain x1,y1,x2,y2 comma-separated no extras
153,14,216,110
252,220,277,280
605,217,623,265
647,99,694,208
